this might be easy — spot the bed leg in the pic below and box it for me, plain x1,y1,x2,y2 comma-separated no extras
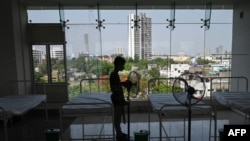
4,116,8,141
59,108,63,140
44,101,48,121
214,112,217,141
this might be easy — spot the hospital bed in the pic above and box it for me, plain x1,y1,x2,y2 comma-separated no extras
60,78,114,140
0,94,47,141
147,78,217,141
210,76,250,121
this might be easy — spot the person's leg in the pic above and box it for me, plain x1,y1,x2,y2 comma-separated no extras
114,105,123,135
114,105,128,140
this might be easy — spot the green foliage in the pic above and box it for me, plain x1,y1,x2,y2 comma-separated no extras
66,57,178,98
124,63,131,71
101,61,113,75
134,54,140,63
34,72,45,83
151,83,173,93
172,86,183,93
68,84,80,99
197,57,215,65
148,68,160,78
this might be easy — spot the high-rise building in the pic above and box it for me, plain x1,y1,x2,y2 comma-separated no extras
117,46,124,55
215,45,224,58
128,13,152,60
204,48,210,56
216,46,224,54
83,34,89,54
32,48,43,64
50,46,64,60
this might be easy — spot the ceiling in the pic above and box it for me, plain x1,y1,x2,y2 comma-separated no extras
20,0,247,9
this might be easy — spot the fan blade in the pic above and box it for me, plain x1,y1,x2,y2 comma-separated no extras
172,73,206,105
127,71,139,98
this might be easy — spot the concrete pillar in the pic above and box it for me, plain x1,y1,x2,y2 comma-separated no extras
0,0,30,96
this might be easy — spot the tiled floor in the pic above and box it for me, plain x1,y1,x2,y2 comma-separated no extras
0,108,249,141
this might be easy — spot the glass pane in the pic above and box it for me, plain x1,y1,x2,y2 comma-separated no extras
206,24,232,55
65,9,98,24
100,10,133,56
65,24,100,58
172,24,204,56
211,10,233,23
170,24,204,77
61,8,233,99
205,24,232,75
49,45,66,83
32,45,48,83
175,9,204,23
136,9,170,55
65,24,100,98
27,9,60,23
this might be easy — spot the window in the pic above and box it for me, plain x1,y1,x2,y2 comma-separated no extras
27,8,233,99
32,44,66,83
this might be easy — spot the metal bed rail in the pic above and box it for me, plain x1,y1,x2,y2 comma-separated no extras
80,78,111,94
147,77,217,141
209,76,250,122
209,76,248,113
60,77,114,140
147,77,176,94
59,102,114,141
209,76,248,96
0,95,48,141
0,107,9,141
7,80,47,95
6,80,48,120
1,80,48,141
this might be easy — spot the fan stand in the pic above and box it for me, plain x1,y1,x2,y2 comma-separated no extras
126,71,139,141
127,91,131,141
186,86,196,141
173,73,205,141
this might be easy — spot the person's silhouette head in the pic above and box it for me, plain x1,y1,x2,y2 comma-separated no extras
114,56,126,71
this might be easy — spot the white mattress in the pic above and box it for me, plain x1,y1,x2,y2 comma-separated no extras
148,94,213,118
0,94,46,116
62,93,113,115
213,92,250,114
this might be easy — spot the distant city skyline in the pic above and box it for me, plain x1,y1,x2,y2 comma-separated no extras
27,9,233,58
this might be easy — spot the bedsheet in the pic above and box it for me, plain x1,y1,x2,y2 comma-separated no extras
147,94,216,141
0,94,47,141
213,92,250,114
0,94,46,116
61,93,112,115
148,94,214,117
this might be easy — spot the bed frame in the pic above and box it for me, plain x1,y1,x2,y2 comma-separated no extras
147,77,217,141
210,76,250,122
0,94,47,141
59,78,114,140
0,80,48,141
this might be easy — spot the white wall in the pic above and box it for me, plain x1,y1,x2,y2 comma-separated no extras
231,2,250,91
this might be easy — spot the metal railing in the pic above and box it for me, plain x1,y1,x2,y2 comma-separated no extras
80,78,110,94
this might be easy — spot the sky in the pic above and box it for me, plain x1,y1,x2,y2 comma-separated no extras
27,9,233,57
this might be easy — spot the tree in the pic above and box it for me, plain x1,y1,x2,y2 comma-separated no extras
148,68,160,78
134,54,139,63
197,57,214,65
101,61,113,75
34,72,44,83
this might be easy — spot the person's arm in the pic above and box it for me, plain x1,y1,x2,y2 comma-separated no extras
121,80,132,88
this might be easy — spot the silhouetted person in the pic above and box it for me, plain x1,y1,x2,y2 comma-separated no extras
110,56,132,141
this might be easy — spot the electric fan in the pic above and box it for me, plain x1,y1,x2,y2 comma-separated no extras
127,71,140,98
172,72,206,141
127,71,140,141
